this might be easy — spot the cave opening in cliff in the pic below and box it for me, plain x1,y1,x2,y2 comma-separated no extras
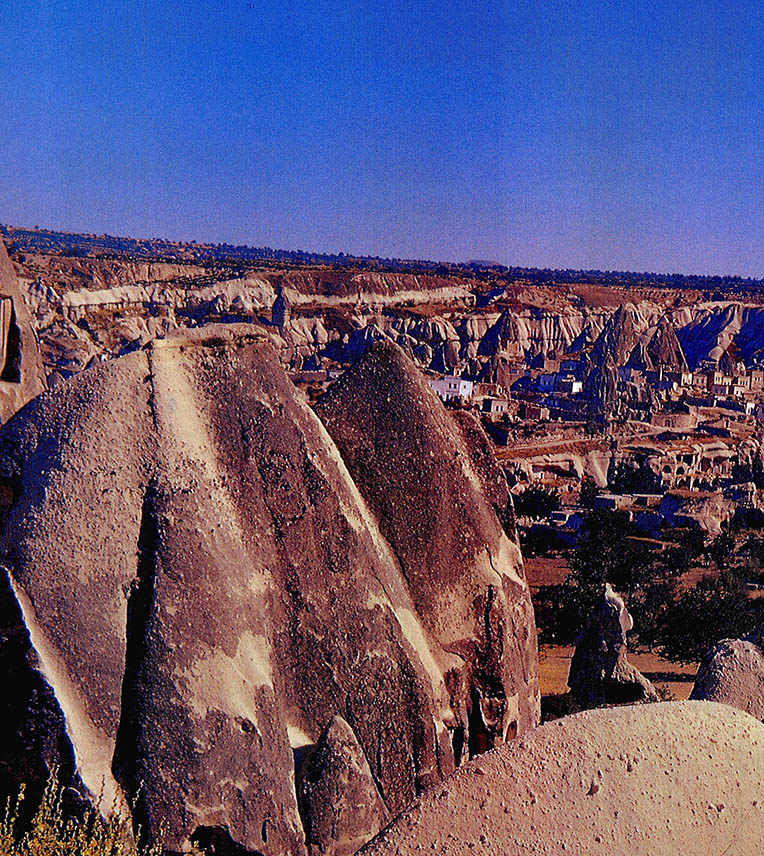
0,298,21,383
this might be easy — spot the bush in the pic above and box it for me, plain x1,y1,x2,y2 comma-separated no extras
538,510,659,644
659,571,763,664
0,774,162,856
578,477,600,509
514,486,561,520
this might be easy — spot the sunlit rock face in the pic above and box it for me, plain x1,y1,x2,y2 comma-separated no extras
359,702,764,856
315,340,540,748
0,327,537,855
0,239,45,422
691,627,764,721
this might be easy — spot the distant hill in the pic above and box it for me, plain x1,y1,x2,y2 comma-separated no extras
3,223,764,294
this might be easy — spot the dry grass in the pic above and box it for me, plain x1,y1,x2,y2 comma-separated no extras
0,776,162,856
539,644,697,700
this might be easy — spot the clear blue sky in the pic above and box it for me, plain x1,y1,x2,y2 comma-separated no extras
1,1,763,276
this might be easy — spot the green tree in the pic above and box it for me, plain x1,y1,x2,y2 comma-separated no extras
579,477,600,509
540,510,657,643
659,571,761,663
514,486,562,520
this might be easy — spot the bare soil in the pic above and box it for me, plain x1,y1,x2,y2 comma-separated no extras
539,644,697,701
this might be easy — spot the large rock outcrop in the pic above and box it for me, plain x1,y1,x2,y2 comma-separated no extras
315,341,540,752
0,327,536,854
690,628,764,720
0,238,45,420
359,701,764,856
568,584,658,708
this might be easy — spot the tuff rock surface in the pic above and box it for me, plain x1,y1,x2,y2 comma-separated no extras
315,341,540,750
358,701,764,856
0,327,538,854
0,238,46,421
690,627,764,720
296,716,389,856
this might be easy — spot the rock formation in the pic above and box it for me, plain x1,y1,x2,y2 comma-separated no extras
358,701,764,856
591,304,641,368
297,716,389,856
646,315,688,371
272,286,291,329
690,627,764,720
586,356,620,418
0,327,537,854
0,238,45,421
315,341,540,753
567,584,658,708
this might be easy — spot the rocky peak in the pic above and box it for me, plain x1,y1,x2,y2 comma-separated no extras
690,628,764,720
315,341,540,749
647,316,688,371
592,303,641,366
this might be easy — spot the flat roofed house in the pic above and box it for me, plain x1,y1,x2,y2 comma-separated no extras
481,396,510,416
428,375,474,402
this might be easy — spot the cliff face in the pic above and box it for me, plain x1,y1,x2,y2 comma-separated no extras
0,328,538,855
13,244,764,398
0,239,46,420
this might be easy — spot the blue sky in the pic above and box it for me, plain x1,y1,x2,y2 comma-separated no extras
1,1,763,275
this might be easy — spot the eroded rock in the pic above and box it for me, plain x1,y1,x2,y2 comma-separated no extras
315,340,540,751
0,238,46,421
358,702,764,856
568,584,658,708
297,716,389,856
690,629,764,720
0,327,535,855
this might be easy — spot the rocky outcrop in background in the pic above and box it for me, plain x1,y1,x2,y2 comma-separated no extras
12,240,764,412
691,627,764,721
0,240,45,420
568,585,658,708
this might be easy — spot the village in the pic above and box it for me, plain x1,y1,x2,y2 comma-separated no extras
427,347,764,544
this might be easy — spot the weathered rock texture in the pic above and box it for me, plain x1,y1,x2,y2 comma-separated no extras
359,701,764,856
0,238,45,420
297,716,389,856
0,327,537,855
567,584,658,708
690,628,764,720
315,341,540,753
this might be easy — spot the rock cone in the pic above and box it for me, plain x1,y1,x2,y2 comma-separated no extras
0,327,536,855
315,340,540,752
568,584,658,708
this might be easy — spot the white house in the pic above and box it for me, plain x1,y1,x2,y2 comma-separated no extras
428,375,474,402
